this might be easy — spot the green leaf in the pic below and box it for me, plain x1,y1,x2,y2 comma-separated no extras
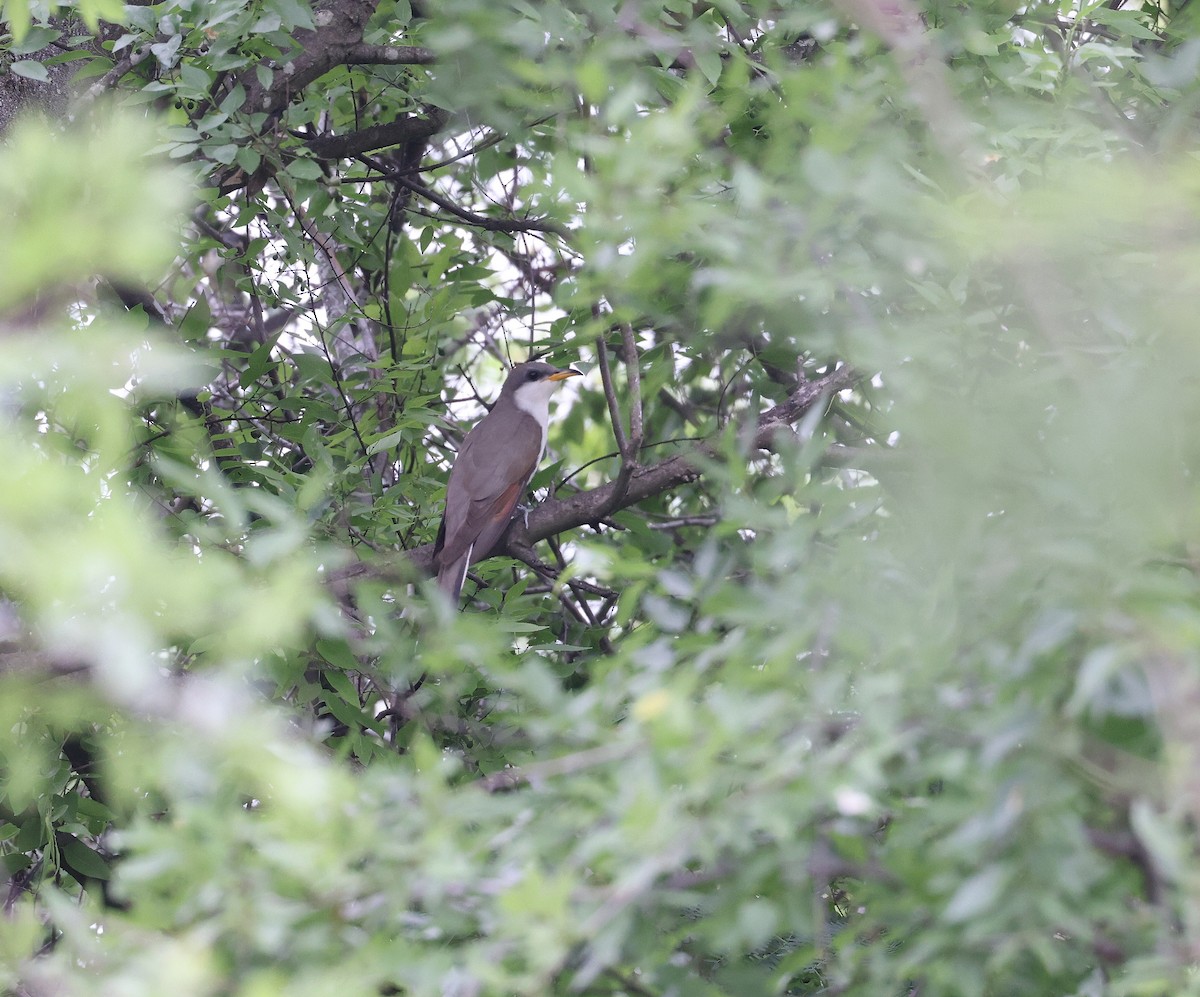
1,850,32,875
284,157,324,181
693,46,723,86
10,60,49,82
250,12,282,33
76,0,125,30
235,146,262,174
59,835,112,881
268,0,315,31
2,0,32,43
943,866,1008,924
179,63,212,93
10,26,60,55
149,35,182,68
317,638,360,673
208,143,239,165
493,620,548,634
239,341,277,386
366,428,407,456
219,84,247,114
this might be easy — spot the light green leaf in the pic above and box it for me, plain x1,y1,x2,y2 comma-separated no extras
10,60,49,82
285,157,324,180
693,46,723,86
943,866,1008,923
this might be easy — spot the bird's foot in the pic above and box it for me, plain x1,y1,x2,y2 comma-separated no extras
515,502,533,529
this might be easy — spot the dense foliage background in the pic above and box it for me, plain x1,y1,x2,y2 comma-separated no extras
4,0,1200,994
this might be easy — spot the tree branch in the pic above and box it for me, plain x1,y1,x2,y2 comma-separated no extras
595,325,644,516
479,742,635,793
753,364,859,449
397,364,861,578
309,107,448,158
359,161,570,236
622,324,644,458
343,43,436,66
596,336,628,453
242,0,378,116
80,45,152,104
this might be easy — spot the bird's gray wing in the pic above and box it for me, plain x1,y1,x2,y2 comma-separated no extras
436,410,543,571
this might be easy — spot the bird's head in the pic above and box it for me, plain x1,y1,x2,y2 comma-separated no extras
503,361,581,410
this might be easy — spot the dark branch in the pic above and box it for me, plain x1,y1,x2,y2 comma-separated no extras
595,326,644,517
309,108,448,158
360,161,570,236
397,365,862,579
753,364,860,449
242,0,377,116
344,43,436,65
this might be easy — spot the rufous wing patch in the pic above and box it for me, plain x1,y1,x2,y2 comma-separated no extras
486,478,525,525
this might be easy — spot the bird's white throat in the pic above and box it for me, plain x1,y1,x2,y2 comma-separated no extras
511,378,564,456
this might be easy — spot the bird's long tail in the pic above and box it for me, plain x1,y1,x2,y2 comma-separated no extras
436,543,473,605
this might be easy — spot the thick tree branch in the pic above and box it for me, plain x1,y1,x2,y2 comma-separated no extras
242,0,378,116
397,364,861,579
81,45,152,104
214,0,446,192
753,364,858,448
359,161,570,236
343,43,436,66
309,108,448,158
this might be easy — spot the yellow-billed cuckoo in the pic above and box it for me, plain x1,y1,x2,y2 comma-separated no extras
433,361,581,602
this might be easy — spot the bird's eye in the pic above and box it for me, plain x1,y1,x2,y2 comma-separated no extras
527,370,541,381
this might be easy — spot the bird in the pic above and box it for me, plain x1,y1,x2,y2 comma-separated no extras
433,360,581,603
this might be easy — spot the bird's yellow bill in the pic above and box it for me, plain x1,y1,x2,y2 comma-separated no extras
548,368,582,381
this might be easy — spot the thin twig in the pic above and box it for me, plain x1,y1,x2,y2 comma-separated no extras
596,327,644,515
620,323,644,458
596,336,628,455
81,46,151,103
647,516,719,530
478,742,635,793
360,156,570,237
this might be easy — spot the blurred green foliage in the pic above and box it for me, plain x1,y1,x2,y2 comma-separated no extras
3,1,1200,996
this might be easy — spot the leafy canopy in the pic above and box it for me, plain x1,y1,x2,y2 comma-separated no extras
3,1,1200,996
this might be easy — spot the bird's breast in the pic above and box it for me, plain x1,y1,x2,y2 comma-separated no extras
511,392,550,459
